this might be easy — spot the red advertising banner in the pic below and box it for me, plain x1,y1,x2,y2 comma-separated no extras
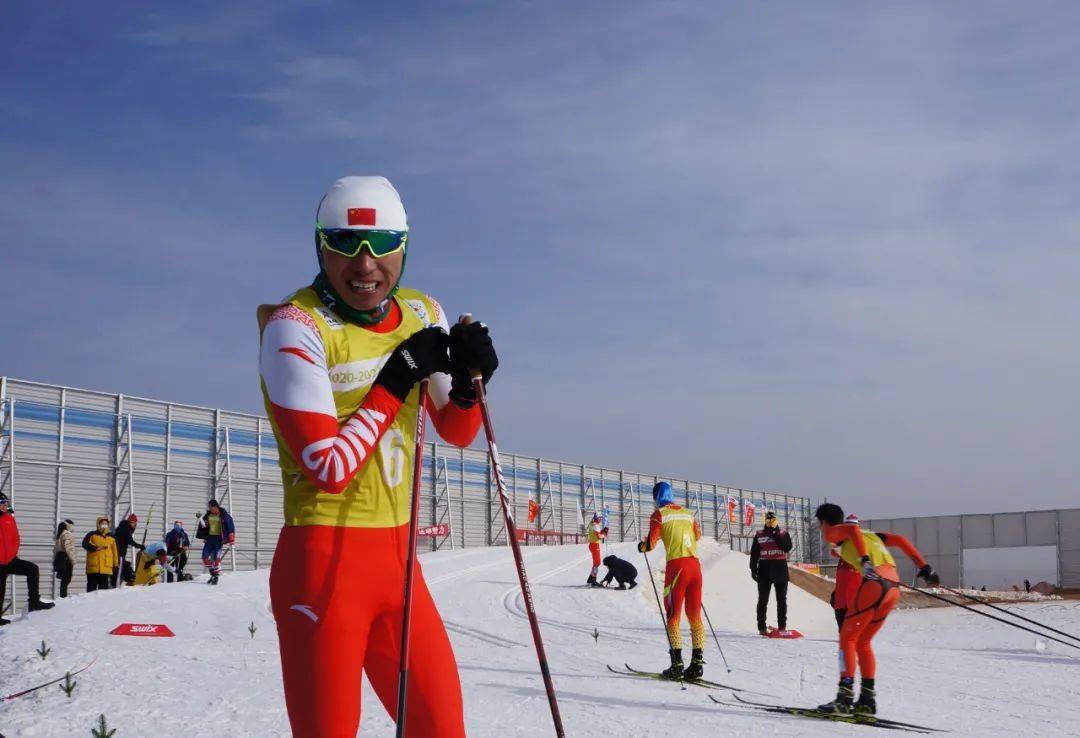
528,499,540,522
110,623,175,637
417,523,450,538
743,501,756,527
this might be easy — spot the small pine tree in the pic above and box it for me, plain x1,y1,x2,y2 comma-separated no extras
59,672,76,698
248,621,257,639
91,714,116,737
591,627,600,644
37,639,51,660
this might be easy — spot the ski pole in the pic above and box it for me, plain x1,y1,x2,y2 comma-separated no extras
395,379,430,738
932,584,1080,645
463,315,565,738
898,582,1080,650
640,547,678,655
699,604,732,673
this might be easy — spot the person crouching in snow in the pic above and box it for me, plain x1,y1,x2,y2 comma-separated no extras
196,499,235,585
600,554,637,589
133,542,174,586
639,481,705,680
814,503,939,716
586,513,608,586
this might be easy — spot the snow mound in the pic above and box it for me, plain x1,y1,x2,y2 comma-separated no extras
2,541,1079,736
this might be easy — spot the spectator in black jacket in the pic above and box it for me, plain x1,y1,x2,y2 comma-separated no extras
600,554,638,590
112,513,145,586
749,511,793,635
165,521,191,582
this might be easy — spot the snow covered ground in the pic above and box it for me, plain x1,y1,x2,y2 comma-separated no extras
2,539,1079,737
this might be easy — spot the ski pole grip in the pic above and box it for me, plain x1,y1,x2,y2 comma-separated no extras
457,313,484,381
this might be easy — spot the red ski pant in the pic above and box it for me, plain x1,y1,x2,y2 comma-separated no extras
838,570,900,680
270,525,464,738
663,556,705,650
588,542,601,576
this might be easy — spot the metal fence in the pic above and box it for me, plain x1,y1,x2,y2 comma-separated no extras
863,510,1080,589
0,376,813,614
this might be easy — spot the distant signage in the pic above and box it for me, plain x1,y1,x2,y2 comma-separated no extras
417,523,450,538
110,623,175,637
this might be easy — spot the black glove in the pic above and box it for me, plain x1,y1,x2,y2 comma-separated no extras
601,527,609,536
637,540,647,553
448,321,499,407
751,570,759,582
860,555,879,579
917,564,940,586
374,327,451,402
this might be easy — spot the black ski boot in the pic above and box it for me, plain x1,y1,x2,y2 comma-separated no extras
683,648,705,680
817,677,854,714
586,574,599,587
28,599,55,612
854,678,876,715
209,573,219,586
661,648,684,679
0,617,10,626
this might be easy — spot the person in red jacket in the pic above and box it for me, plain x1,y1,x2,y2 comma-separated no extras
0,492,55,625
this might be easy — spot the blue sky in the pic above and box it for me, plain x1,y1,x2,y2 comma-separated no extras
2,2,1078,517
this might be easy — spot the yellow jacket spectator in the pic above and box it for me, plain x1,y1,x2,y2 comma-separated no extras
82,517,118,592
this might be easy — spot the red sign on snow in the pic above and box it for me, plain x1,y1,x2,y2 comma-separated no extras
417,523,450,537
110,623,175,637
347,207,376,226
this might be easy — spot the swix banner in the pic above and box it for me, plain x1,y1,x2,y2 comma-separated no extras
417,523,450,537
110,623,175,637
727,496,738,523
744,501,756,527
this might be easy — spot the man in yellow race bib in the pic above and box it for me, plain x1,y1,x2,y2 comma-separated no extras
259,176,499,737
638,481,706,679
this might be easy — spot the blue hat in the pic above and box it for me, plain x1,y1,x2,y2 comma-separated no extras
652,481,674,507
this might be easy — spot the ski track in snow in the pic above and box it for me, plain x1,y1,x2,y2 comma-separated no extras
1,540,1078,736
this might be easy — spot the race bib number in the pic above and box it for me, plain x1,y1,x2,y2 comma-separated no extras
379,429,408,488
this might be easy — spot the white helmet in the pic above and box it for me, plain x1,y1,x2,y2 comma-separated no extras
845,513,859,524
316,176,407,231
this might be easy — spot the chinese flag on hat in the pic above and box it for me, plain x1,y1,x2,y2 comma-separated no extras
347,207,376,226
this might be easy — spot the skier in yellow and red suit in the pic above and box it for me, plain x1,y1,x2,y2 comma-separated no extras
638,481,706,679
586,513,608,587
814,503,939,716
259,177,499,738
